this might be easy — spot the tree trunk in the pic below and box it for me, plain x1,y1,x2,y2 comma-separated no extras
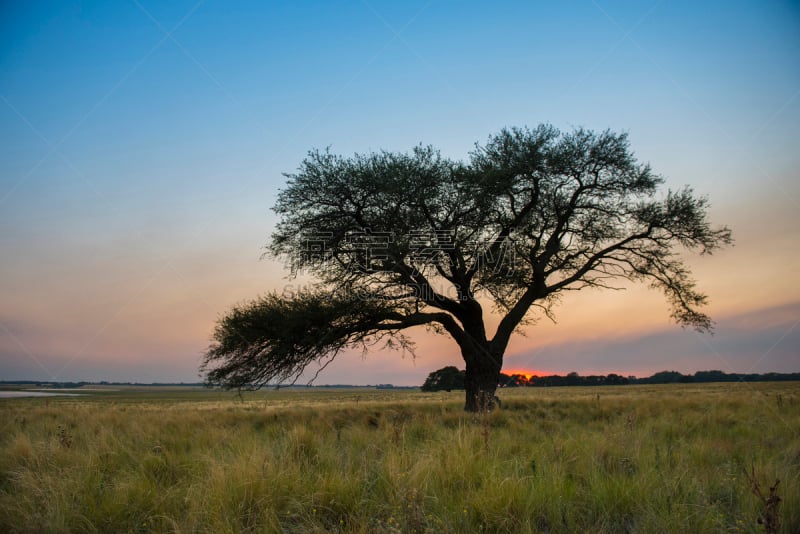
463,347,502,412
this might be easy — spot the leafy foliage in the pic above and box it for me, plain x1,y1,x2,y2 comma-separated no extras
421,366,466,391
202,291,414,388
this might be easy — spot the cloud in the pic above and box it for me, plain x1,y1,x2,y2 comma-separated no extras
506,301,800,377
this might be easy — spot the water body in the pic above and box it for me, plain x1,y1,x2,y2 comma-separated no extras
0,391,84,398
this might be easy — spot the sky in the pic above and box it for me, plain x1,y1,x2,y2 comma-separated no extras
1,0,798,386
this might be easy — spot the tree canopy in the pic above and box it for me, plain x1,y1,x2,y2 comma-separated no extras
201,125,732,411
421,366,466,392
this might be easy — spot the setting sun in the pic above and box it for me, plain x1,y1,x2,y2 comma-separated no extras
502,368,541,379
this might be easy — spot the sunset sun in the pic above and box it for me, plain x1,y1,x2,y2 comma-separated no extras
502,369,541,379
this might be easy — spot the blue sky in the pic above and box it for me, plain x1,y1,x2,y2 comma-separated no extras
1,1,798,385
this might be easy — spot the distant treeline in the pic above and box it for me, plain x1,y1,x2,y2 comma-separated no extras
421,366,800,391
503,370,800,388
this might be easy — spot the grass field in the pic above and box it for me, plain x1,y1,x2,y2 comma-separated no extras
1,382,798,533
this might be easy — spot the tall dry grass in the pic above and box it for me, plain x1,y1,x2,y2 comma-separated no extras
0,382,798,532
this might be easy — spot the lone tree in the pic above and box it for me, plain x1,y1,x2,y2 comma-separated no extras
202,125,731,411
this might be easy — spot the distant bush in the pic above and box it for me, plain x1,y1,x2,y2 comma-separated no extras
421,366,465,391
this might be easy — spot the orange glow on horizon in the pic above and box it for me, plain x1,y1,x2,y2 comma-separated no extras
502,368,542,379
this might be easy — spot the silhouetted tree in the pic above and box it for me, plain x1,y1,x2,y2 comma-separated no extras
694,370,731,382
201,125,731,411
605,373,628,385
421,366,466,392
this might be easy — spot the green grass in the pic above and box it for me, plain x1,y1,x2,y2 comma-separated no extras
1,382,798,533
